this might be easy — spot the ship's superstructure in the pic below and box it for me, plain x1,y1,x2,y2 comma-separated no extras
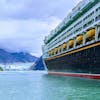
42,0,100,79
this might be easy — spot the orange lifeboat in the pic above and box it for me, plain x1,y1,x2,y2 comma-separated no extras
86,29,95,39
76,35,83,44
62,43,67,50
68,39,74,47
51,49,54,55
48,51,51,56
55,48,58,54
59,45,62,52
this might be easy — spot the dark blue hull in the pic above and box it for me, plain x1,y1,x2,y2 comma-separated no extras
44,42,100,74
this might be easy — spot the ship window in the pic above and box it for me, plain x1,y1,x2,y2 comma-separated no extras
74,20,82,28
83,24,87,28
95,15,100,21
87,19,94,25
96,7,100,12
75,27,82,33
83,19,94,29
67,27,73,33
83,11,94,22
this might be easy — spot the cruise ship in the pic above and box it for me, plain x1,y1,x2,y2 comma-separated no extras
42,0,100,79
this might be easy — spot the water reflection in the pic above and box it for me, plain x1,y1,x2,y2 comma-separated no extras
0,71,100,100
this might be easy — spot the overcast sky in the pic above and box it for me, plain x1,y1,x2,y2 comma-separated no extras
0,0,81,57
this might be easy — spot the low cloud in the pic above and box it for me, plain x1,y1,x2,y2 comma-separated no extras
0,0,81,57
0,17,61,57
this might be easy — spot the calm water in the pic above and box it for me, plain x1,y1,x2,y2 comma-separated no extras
0,71,100,100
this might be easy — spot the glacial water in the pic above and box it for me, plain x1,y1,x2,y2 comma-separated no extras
0,71,100,100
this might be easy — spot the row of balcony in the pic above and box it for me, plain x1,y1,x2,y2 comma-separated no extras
47,28,99,57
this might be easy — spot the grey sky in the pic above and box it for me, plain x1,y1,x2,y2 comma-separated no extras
0,0,81,57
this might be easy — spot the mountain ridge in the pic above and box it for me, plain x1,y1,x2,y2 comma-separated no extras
31,56,45,70
0,49,38,63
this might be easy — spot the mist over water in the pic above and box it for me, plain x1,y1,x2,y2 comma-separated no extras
0,71,100,100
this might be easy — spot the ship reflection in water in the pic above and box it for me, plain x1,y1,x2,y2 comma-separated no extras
0,71,100,100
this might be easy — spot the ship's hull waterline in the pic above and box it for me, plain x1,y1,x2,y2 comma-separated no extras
44,41,100,79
